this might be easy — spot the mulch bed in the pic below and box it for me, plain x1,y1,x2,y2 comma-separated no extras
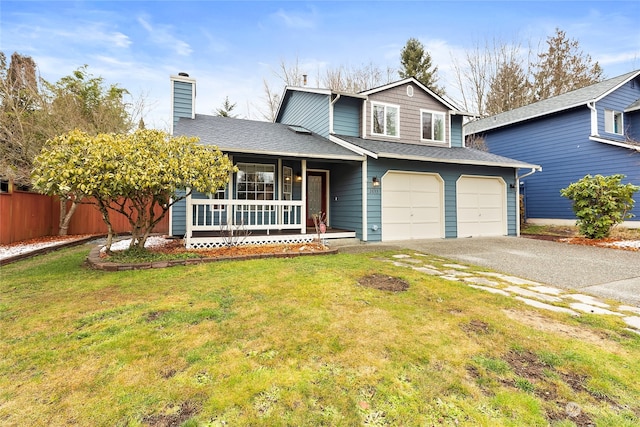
523,234,639,251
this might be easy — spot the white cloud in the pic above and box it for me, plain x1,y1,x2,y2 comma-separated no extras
137,15,193,57
597,51,640,66
270,8,317,29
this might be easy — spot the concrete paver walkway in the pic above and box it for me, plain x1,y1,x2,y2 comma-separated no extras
335,236,640,333
338,237,640,307
385,252,640,334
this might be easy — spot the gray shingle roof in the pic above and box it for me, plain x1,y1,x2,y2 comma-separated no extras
626,98,640,113
335,135,539,169
465,69,640,134
174,115,364,160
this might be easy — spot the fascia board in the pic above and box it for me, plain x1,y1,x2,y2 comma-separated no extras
218,147,365,161
592,70,640,103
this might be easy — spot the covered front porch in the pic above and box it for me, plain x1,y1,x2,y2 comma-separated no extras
185,198,356,248
180,157,360,249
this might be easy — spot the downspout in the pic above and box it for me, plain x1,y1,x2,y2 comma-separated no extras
329,93,341,134
587,100,598,136
515,167,541,236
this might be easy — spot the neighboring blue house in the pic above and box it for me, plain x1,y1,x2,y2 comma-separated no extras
465,70,640,228
169,73,539,248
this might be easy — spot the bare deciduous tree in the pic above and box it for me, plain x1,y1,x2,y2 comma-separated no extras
451,38,530,117
259,57,396,120
485,56,530,115
322,62,395,93
532,28,603,101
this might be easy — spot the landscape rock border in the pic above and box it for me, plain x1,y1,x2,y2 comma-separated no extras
86,244,338,271
0,235,100,266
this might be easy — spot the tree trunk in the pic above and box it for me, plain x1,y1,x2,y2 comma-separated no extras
96,200,114,253
58,196,80,236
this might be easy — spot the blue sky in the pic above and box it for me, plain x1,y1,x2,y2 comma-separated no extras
2,1,639,130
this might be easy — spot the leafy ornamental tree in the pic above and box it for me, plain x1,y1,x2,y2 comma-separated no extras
560,174,639,239
399,37,443,95
32,129,236,251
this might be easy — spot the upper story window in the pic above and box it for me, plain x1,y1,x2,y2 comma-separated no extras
604,109,623,135
421,110,446,143
372,102,399,137
236,163,275,200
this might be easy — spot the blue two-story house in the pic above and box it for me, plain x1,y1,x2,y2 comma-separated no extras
465,69,640,228
169,73,539,248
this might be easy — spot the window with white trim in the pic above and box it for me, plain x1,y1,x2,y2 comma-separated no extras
421,110,446,143
372,102,399,137
236,163,275,200
604,109,623,135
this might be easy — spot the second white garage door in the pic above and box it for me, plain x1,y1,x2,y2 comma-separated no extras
456,175,506,237
382,171,444,241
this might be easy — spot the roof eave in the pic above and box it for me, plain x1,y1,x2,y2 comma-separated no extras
465,101,590,134
593,70,640,103
216,146,365,161
376,152,540,170
589,136,640,152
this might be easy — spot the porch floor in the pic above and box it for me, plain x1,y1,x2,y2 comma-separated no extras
187,228,357,249
192,227,354,238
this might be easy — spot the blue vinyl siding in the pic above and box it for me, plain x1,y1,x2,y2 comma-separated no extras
333,97,361,136
627,111,640,141
484,107,640,221
327,162,363,238
366,158,518,241
450,115,464,147
173,81,193,127
171,190,187,237
597,80,640,140
278,91,330,137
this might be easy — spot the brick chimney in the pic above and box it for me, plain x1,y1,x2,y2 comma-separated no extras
170,72,196,134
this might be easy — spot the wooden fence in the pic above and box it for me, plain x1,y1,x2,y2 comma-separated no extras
0,190,169,245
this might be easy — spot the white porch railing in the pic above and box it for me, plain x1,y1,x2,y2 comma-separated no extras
186,198,307,247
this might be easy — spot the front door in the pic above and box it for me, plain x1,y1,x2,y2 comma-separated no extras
306,171,327,227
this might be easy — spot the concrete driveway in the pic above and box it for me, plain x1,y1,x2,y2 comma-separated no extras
340,236,640,306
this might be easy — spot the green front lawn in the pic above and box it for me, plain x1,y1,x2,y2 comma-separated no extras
1,246,639,426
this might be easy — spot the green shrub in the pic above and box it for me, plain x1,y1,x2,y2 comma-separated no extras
560,174,639,239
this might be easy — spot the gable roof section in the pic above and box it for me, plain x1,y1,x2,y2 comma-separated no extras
359,77,475,116
334,135,539,170
275,86,366,123
174,115,364,161
466,69,640,134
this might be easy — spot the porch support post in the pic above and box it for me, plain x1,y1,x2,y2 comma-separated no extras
278,158,283,227
227,155,233,226
362,158,368,241
301,159,307,234
185,187,192,248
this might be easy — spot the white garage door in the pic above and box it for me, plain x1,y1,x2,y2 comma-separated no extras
382,172,444,241
457,176,506,237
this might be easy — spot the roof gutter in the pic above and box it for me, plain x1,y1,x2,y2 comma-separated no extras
517,166,541,180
